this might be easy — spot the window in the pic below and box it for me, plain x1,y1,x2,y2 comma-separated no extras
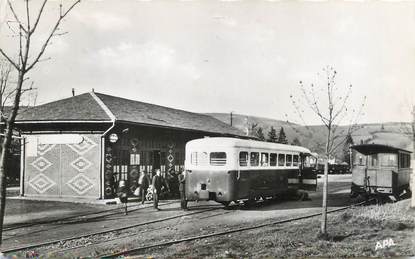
191,152,208,166
399,153,411,169
380,153,397,167
286,154,292,167
369,154,378,167
130,154,140,165
261,153,269,166
293,155,299,167
270,153,277,166
191,152,198,165
199,152,208,165
210,152,227,166
278,154,285,166
239,152,249,167
358,156,363,166
250,152,259,166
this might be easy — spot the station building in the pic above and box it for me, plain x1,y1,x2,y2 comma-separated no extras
15,92,246,200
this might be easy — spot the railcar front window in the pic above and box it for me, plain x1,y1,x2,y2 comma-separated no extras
239,152,249,167
278,154,285,167
286,154,292,167
293,155,299,167
250,152,259,166
210,152,227,166
261,153,269,166
270,153,277,166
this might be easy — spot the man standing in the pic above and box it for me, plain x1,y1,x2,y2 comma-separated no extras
178,171,187,210
152,169,163,210
138,171,150,204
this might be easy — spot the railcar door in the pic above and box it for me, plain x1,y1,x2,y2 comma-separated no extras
299,154,317,191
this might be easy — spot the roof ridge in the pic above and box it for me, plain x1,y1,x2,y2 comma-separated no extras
94,92,213,118
89,92,116,121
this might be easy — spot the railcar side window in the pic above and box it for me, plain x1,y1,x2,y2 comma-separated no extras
239,152,249,167
210,152,227,166
293,155,299,167
270,153,277,166
286,154,292,167
278,154,285,167
250,152,259,166
261,153,269,166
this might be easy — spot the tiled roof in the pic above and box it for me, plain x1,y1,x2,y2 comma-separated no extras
16,93,111,121
95,93,244,136
16,92,245,137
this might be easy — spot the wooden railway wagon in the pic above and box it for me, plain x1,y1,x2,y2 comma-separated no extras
350,144,412,199
184,137,317,207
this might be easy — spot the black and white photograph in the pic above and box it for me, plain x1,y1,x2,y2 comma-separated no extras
0,0,414,258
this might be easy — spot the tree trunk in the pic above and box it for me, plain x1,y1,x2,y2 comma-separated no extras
0,71,24,246
0,137,10,246
320,123,331,237
411,105,415,208
320,159,329,236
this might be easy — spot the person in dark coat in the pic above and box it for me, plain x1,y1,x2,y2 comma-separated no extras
138,171,150,204
178,171,187,210
152,169,163,210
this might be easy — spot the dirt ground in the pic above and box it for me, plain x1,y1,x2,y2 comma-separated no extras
5,174,412,258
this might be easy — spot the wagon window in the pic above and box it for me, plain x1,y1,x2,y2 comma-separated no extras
380,153,397,167
399,153,410,168
270,153,277,166
369,154,378,167
286,154,292,167
261,153,269,166
278,154,285,167
293,155,299,167
210,152,227,166
239,152,249,167
250,152,259,166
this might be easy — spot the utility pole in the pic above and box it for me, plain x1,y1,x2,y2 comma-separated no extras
230,112,233,126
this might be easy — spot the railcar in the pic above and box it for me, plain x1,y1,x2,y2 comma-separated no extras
350,144,412,199
183,137,317,207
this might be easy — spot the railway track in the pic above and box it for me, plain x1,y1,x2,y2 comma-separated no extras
2,202,229,254
3,201,176,233
98,199,372,258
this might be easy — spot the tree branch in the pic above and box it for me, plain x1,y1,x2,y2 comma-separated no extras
26,0,81,72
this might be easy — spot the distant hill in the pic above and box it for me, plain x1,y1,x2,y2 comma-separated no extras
206,113,413,162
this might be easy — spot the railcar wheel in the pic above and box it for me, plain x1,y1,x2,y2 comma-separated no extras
220,201,231,208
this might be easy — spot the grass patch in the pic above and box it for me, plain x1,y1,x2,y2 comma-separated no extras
144,199,415,258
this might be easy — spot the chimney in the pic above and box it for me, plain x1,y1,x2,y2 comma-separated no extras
72,88,75,97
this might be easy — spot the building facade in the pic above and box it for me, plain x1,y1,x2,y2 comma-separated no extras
16,92,246,200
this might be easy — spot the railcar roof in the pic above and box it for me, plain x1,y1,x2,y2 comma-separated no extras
351,144,412,155
186,137,312,154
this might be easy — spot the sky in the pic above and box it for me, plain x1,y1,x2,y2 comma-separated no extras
0,0,414,125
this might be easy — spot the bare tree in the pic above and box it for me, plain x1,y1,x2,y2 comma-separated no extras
412,106,415,208
0,0,80,245
289,66,366,237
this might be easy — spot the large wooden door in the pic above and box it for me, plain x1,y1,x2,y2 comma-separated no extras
24,134,101,198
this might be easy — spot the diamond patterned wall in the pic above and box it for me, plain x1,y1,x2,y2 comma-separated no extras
24,134,101,198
